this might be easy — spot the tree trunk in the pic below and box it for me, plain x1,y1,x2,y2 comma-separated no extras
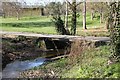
71,0,77,35
8,12,10,17
105,18,109,29
100,12,103,23
31,9,32,16
83,1,87,29
65,1,68,30
3,13,6,18
91,10,94,20
16,11,20,20
63,13,65,23
16,8,21,20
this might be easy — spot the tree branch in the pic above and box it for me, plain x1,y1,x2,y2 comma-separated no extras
76,2,82,6
66,0,72,6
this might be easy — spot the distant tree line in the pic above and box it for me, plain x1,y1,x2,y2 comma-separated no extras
1,1,111,35
2,1,109,21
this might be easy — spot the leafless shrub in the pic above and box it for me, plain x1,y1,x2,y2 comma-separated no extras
68,40,94,65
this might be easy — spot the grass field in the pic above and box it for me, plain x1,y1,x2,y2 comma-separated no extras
1,13,109,36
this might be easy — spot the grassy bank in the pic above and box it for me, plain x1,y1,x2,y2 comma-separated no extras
1,13,109,36
20,45,120,78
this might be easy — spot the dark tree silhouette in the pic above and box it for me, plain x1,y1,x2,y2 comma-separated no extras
109,1,120,62
70,0,77,35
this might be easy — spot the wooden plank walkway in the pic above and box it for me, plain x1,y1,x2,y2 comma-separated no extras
0,31,110,43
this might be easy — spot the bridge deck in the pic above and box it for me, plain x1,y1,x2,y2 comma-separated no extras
1,31,110,42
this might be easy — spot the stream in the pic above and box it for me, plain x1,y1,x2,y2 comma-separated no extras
2,57,46,78
2,36,70,78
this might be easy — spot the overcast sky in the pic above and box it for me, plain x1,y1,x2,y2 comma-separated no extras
18,0,119,4
20,0,65,5
2,0,119,5
20,0,86,5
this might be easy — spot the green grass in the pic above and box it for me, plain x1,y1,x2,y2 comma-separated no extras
22,45,120,78
2,26,57,34
77,30,109,37
1,13,107,36
61,46,120,78
1,16,51,23
77,12,104,28
62,46,110,78
1,16,57,34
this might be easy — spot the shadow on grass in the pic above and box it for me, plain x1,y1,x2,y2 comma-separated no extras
77,21,93,27
86,21,93,25
2,22,53,28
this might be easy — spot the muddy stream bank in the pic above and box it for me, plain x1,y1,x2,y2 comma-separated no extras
2,35,70,78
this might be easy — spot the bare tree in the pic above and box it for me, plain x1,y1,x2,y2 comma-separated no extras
66,0,82,35
86,2,95,20
83,0,87,29
2,1,22,20
70,0,77,35
66,0,77,35
93,2,108,24
65,0,68,30
13,2,21,20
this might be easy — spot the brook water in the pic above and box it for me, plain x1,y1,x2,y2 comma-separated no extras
2,57,46,78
